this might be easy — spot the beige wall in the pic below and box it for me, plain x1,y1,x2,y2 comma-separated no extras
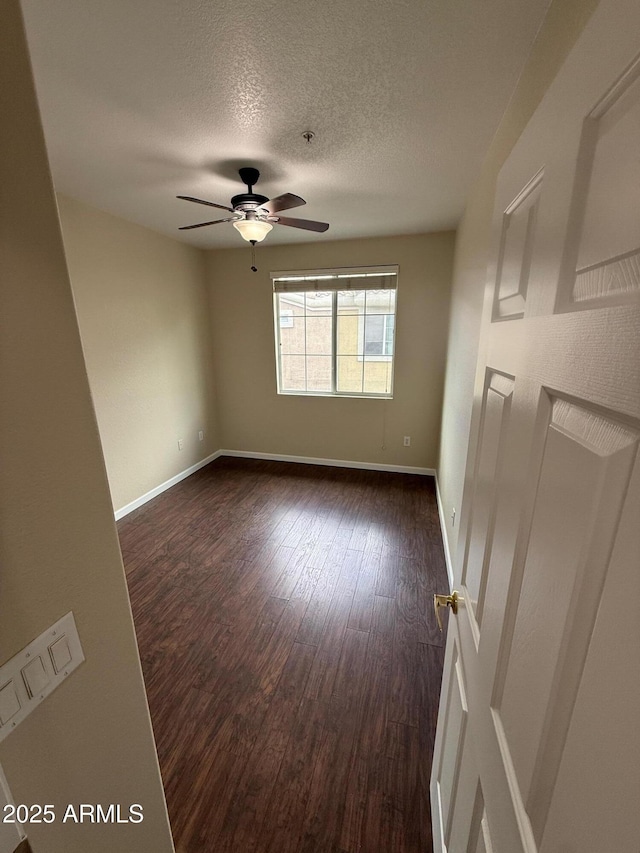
437,0,599,568
207,233,454,469
0,2,174,851
58,195,218,512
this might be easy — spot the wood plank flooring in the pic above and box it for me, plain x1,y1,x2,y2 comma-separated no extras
118,457,449,853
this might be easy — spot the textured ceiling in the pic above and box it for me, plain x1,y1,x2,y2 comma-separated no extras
21,0,551,248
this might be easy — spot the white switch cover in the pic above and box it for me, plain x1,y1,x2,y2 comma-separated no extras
0,682,21,726
21,656,50,698
0,612,84,743
49,636,72,673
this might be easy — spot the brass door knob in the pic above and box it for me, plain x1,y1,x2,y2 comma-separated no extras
433,590,461,631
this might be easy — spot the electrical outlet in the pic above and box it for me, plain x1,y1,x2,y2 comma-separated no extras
177,438,184,451
451,507,456,526
403,436,411,447
198,430,204,441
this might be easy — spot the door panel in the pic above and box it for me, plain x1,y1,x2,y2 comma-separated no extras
432,640,469,849
492,171,543,321
431,2,640,850
538,461,640,852
498,394,639,800
571,58,640,305
461,371,514,637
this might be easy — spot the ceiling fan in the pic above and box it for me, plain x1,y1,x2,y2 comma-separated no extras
177,167,330,244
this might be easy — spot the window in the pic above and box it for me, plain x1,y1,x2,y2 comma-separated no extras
362,313,395,358
272,266,398,397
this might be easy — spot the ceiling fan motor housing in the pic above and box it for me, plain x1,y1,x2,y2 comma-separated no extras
231,193,269,213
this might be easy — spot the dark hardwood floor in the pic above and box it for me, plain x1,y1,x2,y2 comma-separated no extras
117,457,449,853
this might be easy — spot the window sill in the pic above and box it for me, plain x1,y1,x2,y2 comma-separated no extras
277,390,393,400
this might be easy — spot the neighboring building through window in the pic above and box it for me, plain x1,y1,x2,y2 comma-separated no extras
272,266,398,397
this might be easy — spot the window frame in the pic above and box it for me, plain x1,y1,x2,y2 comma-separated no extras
272,265,398,399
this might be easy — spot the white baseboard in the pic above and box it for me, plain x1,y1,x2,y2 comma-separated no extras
218,448,435,477
435,474,455,589
114,451,223,520
114,448,437,522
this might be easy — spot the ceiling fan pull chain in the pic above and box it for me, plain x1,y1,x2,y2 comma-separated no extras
250,240,258,272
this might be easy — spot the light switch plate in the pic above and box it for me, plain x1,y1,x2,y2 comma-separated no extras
0,612,84,743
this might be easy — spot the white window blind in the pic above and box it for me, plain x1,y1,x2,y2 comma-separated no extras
272,266,398,293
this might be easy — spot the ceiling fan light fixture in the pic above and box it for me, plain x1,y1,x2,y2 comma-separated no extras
233,218,273,243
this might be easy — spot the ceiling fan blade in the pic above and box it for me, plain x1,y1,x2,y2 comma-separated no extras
273,215,329,233
177,195,234,213
261,193,306,215
179,217,238,230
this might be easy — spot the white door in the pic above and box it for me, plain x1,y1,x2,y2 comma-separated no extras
0,765,25,853
431,0,640,850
